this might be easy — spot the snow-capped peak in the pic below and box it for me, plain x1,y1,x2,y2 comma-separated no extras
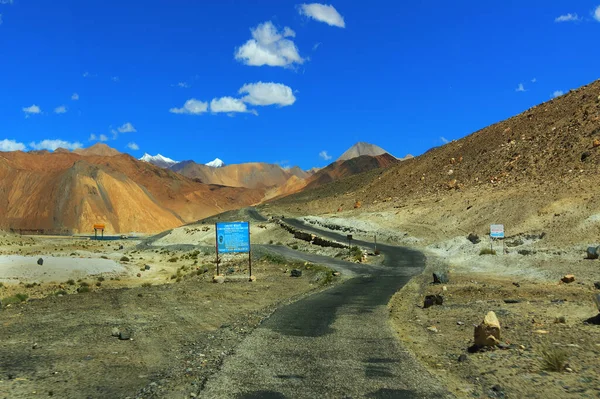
139,153,179,168
205,158,225,168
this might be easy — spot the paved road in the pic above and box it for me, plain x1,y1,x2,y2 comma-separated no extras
200,213,451,398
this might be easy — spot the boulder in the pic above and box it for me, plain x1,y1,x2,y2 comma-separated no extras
248,276,256,282
594,281,600,290
467,233,480,244
290,269,302,278
423,294,444,309
474,311,501,347
37,258,44,266
586,247,599,259
433,272,449,284
144,265,151,271
212,275,225,284
561,275,575,284
118,330,132,341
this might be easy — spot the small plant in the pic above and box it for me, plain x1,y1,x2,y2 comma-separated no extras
66,279,75,286
168,257,178,262
261,253,286,264
141,282,152,288
95,282,102,287
292,244,299,250
97,276,105,282
77,286,91,293
2,293,28,304
100,255,108,259
176,277,182,283
80,281,90,287
479,248,497,256
374,249,381,255
120,256,130,262
540,345,568,372
0,282,4,288
15,293,28,302
170,274,177,280
25,283,37,288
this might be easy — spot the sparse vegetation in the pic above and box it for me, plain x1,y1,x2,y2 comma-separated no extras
479,248,497,256
77,286,91,293
95,282,102,287
66,279,75,286
141,282,152,288
54,290,67,296
120,256,130,262
540,345,569,372
261,253,286,264
3,293,29,304
168,257,178,262
97,276,105,282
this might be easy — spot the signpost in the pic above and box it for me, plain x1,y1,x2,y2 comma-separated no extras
347,234,353,253
490,224,505,253
93,224,105,240
215,222,252,281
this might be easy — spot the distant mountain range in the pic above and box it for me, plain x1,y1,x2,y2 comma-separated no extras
0,141,404,233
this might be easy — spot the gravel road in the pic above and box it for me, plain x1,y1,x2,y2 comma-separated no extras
200,214,452,398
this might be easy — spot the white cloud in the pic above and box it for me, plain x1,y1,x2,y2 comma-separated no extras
169,98,209,115
54,105,67,114
313,42,322,51
127,142,139,151
555,13,580,22
235,21,304,68
552,90,564,98
99,134,108,142
0,1,14,4
83,71,90,78
117,122,137,133
175,82,190,88
90,133,108,142
239,82,296,107
89,134,97,141
0,15,3,25
531,78,537,83
71,93,79,100
29,139,83,151
440,136,449,144
0,139,26,152
319,150,332,161
23,104,41,114
594,6,600,22
210,97,249,113
515,83,526,92
112,76,119,82
283,27,296,37
299,3,345,28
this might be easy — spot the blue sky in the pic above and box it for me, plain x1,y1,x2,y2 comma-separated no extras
1,0,600,169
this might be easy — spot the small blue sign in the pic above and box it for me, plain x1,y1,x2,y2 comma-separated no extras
490,224,505,239
216,222,250,253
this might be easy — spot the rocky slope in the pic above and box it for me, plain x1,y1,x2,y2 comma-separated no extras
268,79,600,247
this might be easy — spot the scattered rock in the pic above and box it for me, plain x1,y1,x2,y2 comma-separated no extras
212,275,225,284
144,264,151,270
586,247,599,260
248,275,256,282
119,245,124,250
333,272,341,277
584,314,600,325
136,273,142,278
513,282,521,288
594,139,600,148
203,267,209,273
534,330,549,334
503,299,521,304
290,269,302,278
226,267,235,275
467,233,480,244
457,321,465,326
561,275,575,284
37,258,43,266
118,330,132,340
32,343,39,349
457,354,468,363
554,316,567,324
426,326,438,333
423,294,444,309
474,311,501,347
581,151,591,162
432,272,449,284
111,327,120,337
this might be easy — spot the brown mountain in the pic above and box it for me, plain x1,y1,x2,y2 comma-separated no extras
267,79,600,247
73,143,121,157
0,150,263,234
171,161,309,189
337,142,391,161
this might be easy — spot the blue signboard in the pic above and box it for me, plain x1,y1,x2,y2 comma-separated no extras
490,224,505,239
216,222,250,253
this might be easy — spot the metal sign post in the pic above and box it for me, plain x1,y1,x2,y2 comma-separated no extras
490,224,505,254
216,222,252,281
347,234,353,253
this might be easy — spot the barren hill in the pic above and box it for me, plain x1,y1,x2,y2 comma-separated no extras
0,151,263,234
73,143,121,157
268,79,600,247
171,161,309,189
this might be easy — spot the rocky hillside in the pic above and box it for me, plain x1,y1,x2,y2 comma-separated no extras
0,151,264,234
268,79,600,246
337,142,391,161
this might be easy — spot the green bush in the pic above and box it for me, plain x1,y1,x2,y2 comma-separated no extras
2,293,28,304
141,282,152,288
97,276,105,282
261,253,286,264
77,286,91,293
540,345,568,372
479,248,497,256
66,279,75,285
80,281,90,287
120,256,130,262
168,257,178,262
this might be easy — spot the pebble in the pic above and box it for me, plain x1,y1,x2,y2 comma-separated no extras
426,326,439,333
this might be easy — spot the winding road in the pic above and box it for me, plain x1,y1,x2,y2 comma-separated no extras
200,210,451,398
